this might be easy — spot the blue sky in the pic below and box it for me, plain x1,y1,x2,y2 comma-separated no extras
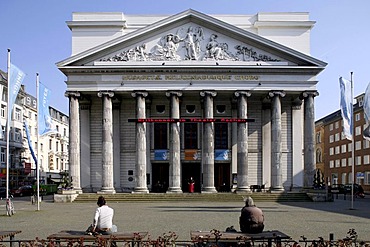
1,0,369,119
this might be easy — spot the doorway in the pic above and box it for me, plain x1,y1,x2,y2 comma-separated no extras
151,163,169,192
215,163,231,192
181,163,201,192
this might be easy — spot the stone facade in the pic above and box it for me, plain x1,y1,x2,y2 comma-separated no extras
58,10,326,193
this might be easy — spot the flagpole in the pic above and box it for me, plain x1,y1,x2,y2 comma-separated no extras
36,73,40,211
6,49,10,200
350,71,354,210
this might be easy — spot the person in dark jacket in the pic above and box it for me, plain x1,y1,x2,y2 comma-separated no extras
239,196,264,233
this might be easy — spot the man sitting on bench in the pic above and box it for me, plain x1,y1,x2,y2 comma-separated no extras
92,196,115,235
239,196,264,233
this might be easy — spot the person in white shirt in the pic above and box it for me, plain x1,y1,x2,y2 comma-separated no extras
92,196,114,235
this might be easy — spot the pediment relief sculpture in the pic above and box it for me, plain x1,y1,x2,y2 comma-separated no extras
100,25,281,63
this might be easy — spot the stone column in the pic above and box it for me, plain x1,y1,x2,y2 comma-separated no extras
166,91,183,193
301,91,319,188
269,91,286,191
97,91,116,194
65,91,82,193
131,91,149,193
234,91,251,192
200,90,217,193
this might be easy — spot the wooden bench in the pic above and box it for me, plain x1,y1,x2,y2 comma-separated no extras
191,230,290,247
0,230,22,247
47,230,148,246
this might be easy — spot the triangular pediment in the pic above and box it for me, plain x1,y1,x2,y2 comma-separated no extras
57,9,326,69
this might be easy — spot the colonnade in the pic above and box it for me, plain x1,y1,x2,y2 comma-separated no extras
66,89,318,193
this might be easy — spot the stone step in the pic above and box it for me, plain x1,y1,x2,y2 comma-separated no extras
72,192,312,203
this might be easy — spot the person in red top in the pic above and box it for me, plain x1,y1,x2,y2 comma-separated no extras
239,196,264,233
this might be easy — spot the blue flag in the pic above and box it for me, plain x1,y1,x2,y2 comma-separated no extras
38,82,56,136
363,82,370,140
24,121,37,165
8,63,26,120
339,77,353,140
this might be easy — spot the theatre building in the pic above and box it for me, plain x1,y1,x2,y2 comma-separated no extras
57,9,326,194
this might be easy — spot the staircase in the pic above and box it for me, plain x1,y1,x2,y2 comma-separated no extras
72,192,312,203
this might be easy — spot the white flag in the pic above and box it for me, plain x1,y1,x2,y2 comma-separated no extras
339,77,352,140
363,82,370,140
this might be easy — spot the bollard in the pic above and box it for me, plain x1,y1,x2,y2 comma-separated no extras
329,233,334,247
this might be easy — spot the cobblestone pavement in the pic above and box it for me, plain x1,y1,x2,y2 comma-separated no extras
1,194,369,242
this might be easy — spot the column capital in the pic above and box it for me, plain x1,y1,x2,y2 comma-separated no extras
131,91,148,98
268,91,286,98
65,91,81,98
200,90,217,97
234,91,251,98
300,90,319,99
166,91,183,98
98,91,114,98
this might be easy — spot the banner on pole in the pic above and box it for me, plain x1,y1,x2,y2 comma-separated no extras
363,82,370,140
24,121,37,165
8,63,26,120
339,77,353,140
38,82,56,136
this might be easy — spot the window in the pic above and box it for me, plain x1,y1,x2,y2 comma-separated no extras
356,156,362,166
1,126,5,139
56,141,59,152
364,140,370,149
215,123,228,149
355,113,361,121
1,104,6,118
355,126,361,136
184,123,198,149
154,123,168,149
355,141,361,151
348,172,353,183
342,173,347,184
329,147,334,155
364,155,370,165
329,124,334,131
335,159,340,167
64,128,67,136
341,158,346,167
341,144,347,153
349,157,353,166
186,105,196,114
15,108,21,121
348,143,352,152
49,139,52,150
335,121,339,129
329,160,334,168
1,148,5,163
335,146,340,154
15,128,21,142
156,105,165,114
216,105,226,114
28,111,32,119
366,172,370,185
331,173,338,184
335,133,340,142
40,143,43,152
329,135,334,143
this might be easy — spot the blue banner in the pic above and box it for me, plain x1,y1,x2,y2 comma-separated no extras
24,121,37,165
8,63,26,120
339,77,353,140
38,82,56,136
154,150,168,160
215,149,229,161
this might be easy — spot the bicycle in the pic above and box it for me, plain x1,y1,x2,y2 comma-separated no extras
6,195,15,216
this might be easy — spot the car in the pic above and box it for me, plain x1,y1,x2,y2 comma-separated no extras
344,183,364,194
330,184,346,194
0,187,12,198
12,185,34,197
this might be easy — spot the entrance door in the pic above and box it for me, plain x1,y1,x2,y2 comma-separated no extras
152,163,169,192
181,163,201,192
215,163,231,192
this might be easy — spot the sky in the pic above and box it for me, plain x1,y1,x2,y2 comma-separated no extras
1,0,369,119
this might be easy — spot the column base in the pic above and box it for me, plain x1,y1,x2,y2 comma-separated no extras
235,187,251,193
132,187,149,193
98,188,116,194
201,187,218,193
166,187,183,193
269,187,285,193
